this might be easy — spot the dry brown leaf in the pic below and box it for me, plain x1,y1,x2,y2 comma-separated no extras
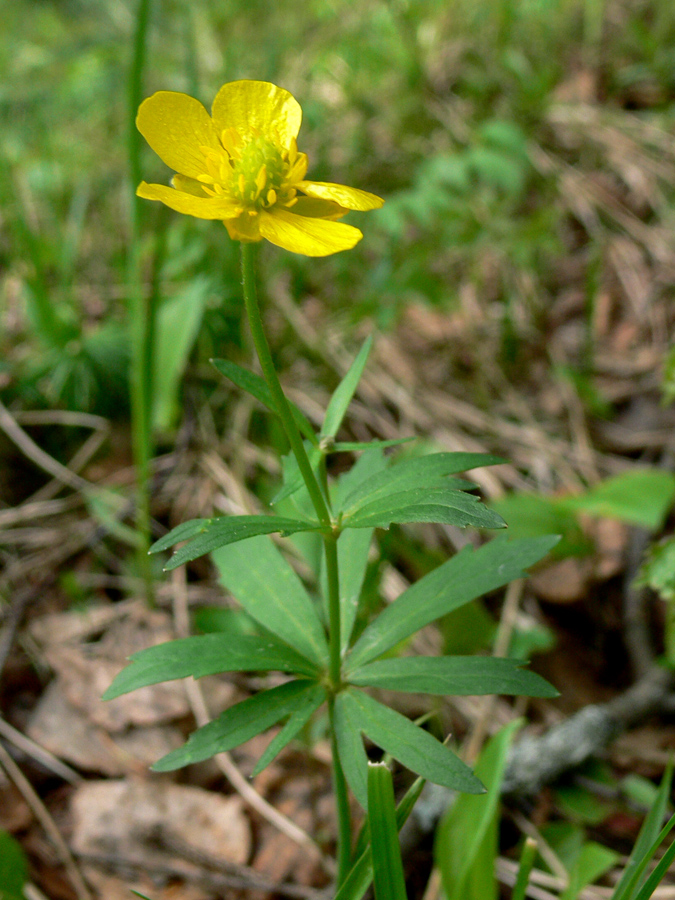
71,779,251,866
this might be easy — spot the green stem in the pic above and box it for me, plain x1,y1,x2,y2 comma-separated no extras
127,0,154,604
240,241,351,882
324,533,342,688
329,696,353,885
240,242,331,529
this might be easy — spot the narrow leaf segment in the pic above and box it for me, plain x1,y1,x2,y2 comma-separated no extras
153,679,323,772
103,632,318,700
349,656,558,698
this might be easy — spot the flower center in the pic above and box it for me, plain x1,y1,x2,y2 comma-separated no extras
229,136,286,208
198,129,301,212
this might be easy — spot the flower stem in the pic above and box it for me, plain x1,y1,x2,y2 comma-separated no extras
324,533,342,688
329,696,353,884
240,242,331,530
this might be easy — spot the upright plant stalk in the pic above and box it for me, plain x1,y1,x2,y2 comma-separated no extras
240,241,353,882
127,0,155,602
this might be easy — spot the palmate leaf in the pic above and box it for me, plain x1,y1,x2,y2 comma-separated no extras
336,688,484,808
339,452,505,513
342,485,506,530
212,358,317,445
153,679,323,772
346,535,559,673
212,535,329,666
348,656,558,698
150,514,322,571
103,632,318,701
321,336,372,439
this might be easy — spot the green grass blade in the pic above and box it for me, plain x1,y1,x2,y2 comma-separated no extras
512,838,538,900
633,819,675,900
368,763,408,900
336,777,426,900
436,720,520,900
613,762,673,900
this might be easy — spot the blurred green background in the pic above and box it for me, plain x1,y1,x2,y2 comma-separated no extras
2,0,675,425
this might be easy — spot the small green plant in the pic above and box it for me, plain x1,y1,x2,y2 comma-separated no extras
105,78,559,891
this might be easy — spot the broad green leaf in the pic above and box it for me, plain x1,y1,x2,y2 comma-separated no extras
346,536,560,672
368,763,407,900
490,492,590,559
0,830,28,900
322,337,372,438
251,683,326,776
340,452,505,513
153,679,317,771
213,536,329,666
103,632,318,700
613,763,673,900
153,276,208,431
341,688,484,797
559,842,618,900
437,721,520,900
635,536,675,603
334,691,370,809
342,486,506,530
335,777,425,900
349,656,558,698
560,470,675,532
212,358,317,445
152,515,321,570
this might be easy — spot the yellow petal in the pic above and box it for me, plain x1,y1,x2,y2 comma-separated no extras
224,211,262,242
137,182,242,219
137,92,221,179
211,81,302,148
172,174,211,197
292,196,348,220
297,181,384,211
259,208,362,256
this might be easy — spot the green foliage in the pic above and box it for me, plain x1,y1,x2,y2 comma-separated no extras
0,830,28,900
493,469,675,562
367,763,408,900
435,721,521,900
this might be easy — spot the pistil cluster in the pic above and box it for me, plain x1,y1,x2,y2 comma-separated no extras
198,130,303,213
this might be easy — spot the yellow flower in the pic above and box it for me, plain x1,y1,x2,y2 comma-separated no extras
136,80,383,257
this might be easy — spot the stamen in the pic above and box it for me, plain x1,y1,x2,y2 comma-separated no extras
266,188,277,206
238,173,246,195
197,174,215,184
